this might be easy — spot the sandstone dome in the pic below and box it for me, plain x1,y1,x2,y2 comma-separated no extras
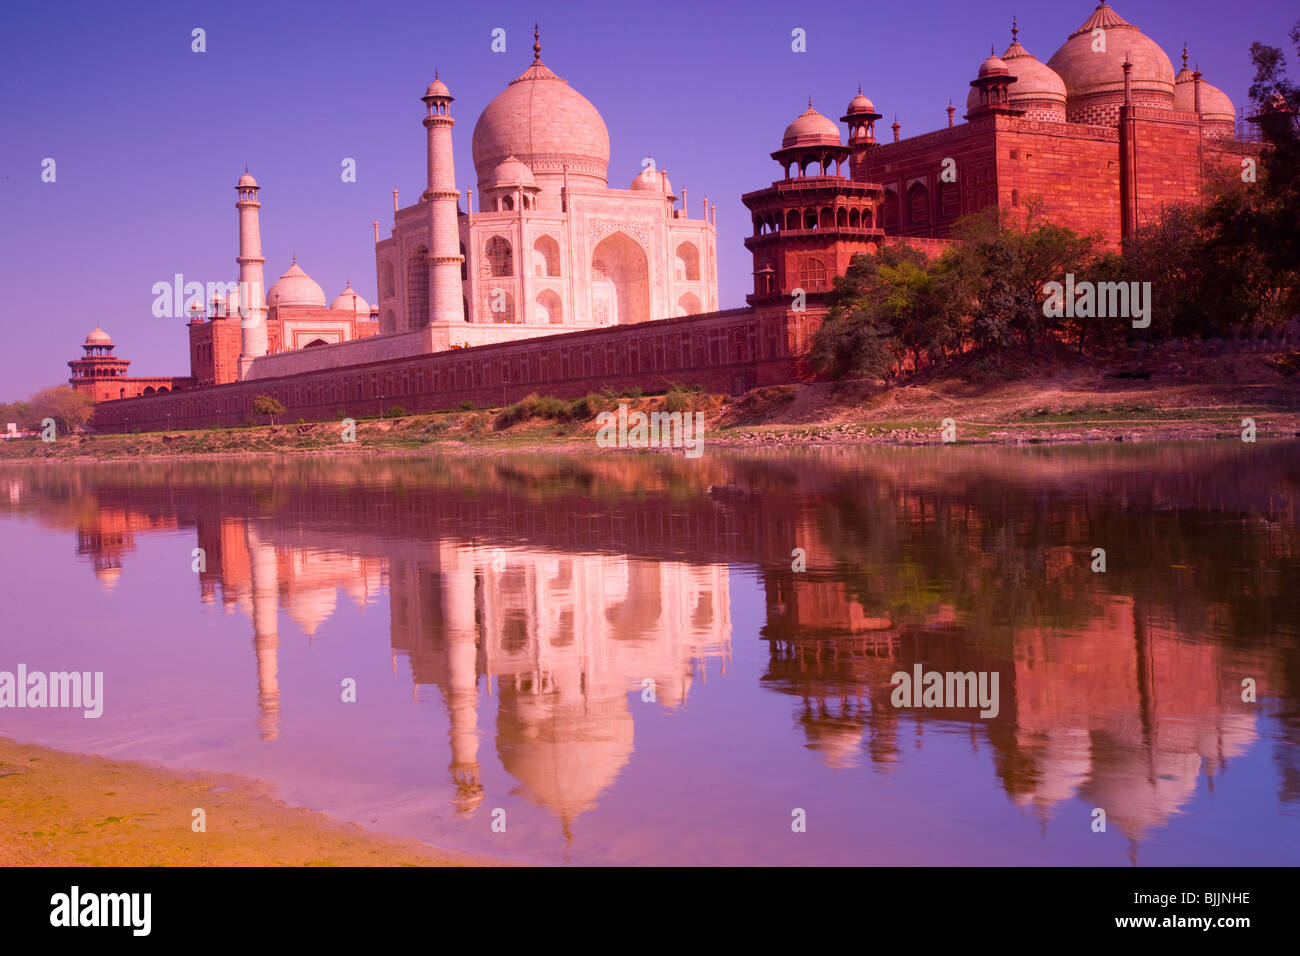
237,170,258,188
1174,67,1235,122
1047,2,1175,117
330,282,370,316
267,260,326,309
978,54,1010,78
85,328,112,346
424,76,450,99
472,50,610,192
1200,82,1235,123
845,89,876,115
1001,24,1068,120
782,103,841,148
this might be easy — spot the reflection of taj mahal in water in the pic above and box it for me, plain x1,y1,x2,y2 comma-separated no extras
17,451,1290,851
228,527,730,833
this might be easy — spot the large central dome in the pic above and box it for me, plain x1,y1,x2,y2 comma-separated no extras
1047,2,1175,123
471,37,610,195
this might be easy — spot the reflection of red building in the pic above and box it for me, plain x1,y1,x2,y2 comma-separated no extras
68,328,192,402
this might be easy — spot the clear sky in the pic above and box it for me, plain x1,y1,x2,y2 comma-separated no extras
0,0,1293,398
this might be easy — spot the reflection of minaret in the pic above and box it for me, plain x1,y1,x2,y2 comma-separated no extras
247,524,281,741
444,547,483,815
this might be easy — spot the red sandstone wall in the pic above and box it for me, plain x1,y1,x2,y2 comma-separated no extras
1128,109,1205,228
994,118,1121,243
856,120,998,237
92,308,791,432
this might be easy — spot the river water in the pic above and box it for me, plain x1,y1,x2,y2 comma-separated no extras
1,443,1297,865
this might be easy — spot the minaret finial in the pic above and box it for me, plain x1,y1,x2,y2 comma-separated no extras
533,23,541,62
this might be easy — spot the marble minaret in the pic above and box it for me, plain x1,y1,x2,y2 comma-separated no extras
235,170,269,378
421,75,465,325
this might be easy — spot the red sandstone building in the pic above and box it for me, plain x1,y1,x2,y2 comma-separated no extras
68,328,192,402
84,3,1270,431
853,8,1257,243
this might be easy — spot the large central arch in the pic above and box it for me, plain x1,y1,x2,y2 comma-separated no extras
590,232,649,326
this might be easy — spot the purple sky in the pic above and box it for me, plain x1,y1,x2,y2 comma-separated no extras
1,0,1292,397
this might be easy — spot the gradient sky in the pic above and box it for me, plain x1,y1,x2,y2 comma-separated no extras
1,0,1293,398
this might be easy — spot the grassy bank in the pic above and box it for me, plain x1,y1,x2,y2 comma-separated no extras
3,349,1299,461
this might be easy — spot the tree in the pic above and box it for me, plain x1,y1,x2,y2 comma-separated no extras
252,395,286,425
945,204,1103,351
29,387,93,435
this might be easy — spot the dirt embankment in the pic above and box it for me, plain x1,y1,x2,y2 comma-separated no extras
3,347,1299,461
0,737,501,866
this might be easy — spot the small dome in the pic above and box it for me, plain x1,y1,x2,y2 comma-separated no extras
845,89,876,115
1000,26,1067,110
782,103,841,148
330,283,371,316
424,76,451,98
979,54,1010,78
629,166,673,196
1173,66,1235,121
238,171,258,187
85,328,112,346
482,154,537,189
267,260,327,309
1200,82,1235,122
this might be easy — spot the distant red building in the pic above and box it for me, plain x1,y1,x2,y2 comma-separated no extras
68,328,193,402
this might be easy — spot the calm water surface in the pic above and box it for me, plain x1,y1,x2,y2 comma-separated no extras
1,443,1298,865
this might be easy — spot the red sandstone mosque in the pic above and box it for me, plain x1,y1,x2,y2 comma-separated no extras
82,4,1264,430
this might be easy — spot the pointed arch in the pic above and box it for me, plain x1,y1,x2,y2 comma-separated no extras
675,242,700,281
536,288,563,324
533,235,561,277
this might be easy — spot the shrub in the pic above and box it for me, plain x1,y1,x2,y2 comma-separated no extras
387,405,407,418
460,399,476,411
567,393,606,419
662,389,690,414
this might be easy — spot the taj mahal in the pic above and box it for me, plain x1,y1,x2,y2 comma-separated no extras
79,4,1266,426
161,26,719,391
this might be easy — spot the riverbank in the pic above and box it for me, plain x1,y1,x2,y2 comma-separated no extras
0,737,501,866
5,347,1299,461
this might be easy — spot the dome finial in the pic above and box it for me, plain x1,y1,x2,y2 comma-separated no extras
1181,43,1188,70
858,83,862,95
533,22,541,62
291,252,296,265
1011,17,1018,42
808,96,813,109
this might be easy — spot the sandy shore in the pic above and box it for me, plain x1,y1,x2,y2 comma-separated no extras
0,737,503,866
